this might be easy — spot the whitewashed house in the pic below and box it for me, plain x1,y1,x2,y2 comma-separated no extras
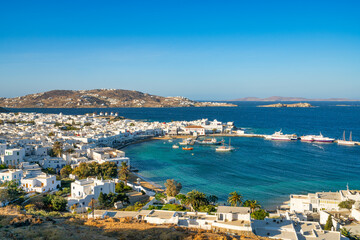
21,171,60,193
1,148,25,167
0,169,23,184
212,206,252,232
67,178,116,209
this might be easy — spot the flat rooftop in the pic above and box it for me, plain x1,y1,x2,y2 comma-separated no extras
217,206,250,214
147,210,175,219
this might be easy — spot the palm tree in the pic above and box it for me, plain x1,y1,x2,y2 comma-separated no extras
88,198,97,219
340,228,354,239
184,190,208,211
228,191,243,207
119,162,129,185
243,200,261,213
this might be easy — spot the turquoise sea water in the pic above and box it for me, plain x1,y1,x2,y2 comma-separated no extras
11,102,360,209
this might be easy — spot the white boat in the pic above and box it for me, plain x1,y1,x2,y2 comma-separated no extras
196,138,224,145
300,135,316,142
172,144,179,149
265,130,297,141
179,138,190,145
312,132,335,143
216,139,234,152
337,131,356,146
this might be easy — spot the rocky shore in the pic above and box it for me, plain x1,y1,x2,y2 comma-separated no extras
257,102,315,108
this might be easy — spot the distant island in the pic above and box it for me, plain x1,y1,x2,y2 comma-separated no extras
0,89,236,108
230,96,359,102
258,102,315,108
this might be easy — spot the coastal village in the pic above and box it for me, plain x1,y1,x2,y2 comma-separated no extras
0,111,359,240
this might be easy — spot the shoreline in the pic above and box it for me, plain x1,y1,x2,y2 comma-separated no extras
118,135,289,211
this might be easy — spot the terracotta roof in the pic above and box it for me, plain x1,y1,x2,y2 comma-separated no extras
185,125,204,129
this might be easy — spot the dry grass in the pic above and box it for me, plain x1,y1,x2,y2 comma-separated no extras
0,205,269,240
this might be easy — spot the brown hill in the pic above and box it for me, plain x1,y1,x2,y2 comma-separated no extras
0,89,236,108
0,206,268,240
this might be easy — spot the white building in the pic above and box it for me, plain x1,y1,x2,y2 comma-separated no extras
1,148,25,166
290,191,343,213
212,206,252,232
88,147,130,167
0,169,23,184
38,157,67,172
252,218,348,240
67,178,116,209
21,171,60,193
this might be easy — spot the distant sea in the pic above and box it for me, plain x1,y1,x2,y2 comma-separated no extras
9,102,360,209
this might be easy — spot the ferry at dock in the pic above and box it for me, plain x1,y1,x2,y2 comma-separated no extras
265,130,297,141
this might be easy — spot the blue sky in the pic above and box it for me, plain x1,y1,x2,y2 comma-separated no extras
1,0,359,100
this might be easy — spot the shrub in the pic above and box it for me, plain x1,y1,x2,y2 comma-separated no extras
251,209,269,220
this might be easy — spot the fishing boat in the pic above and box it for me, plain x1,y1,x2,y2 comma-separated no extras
196,137,224,145
337,131,356,146
182,147,193,150
265,130,297,141
172,144,179,149
215,139,234,152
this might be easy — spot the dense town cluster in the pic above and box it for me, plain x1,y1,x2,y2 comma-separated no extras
0,112,358,239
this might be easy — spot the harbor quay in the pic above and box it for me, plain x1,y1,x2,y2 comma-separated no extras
0,111,358,239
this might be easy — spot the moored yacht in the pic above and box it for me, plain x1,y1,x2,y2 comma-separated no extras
196,137,224,145
215,139,234,152
265,130,298,141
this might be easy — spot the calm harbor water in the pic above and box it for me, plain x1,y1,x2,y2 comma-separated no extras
10,102,360,209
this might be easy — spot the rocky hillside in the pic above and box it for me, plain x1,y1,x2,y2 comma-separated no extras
257,102,315,108
0,89,236,108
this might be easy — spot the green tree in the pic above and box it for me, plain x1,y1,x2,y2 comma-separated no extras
101,162,118,179
155,192,166,202
338,200,355,209
228,191,243,207
184,190,208,211
119,162,129,185
51,196,67,211
324,214,333,230
243,200,261,213
164,179,182,197
60,165,73,178
251,209,269,220
207,195,218,205
175,194,187,205
5,181,24,201
0,189,10,204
